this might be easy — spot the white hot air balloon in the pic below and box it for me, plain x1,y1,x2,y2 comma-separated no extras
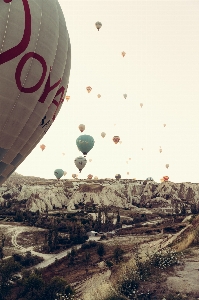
97,94,101,98
101,132,106,138
119,141,122,144
166,164,169,169
159,147,162,153
74,156,87,173
123,94,127,99
0,0,71,185
64,171,67,176
89,159,92,162
94,176,98,180
140,103,143,108
79,124,85,132
95,21,102,31
86,86,92,93
163,124,166,127
121,51,126,57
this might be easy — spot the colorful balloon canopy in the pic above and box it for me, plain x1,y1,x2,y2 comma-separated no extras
79,124,85,132
95,21,102,31
65,96,70,101
163,176,169,181
113,136,120,144
0,0,71,185
40,144,46,151
76,135,95,156
87,174,93,179
121,51,126,57
54,169,64,180
101,132,106,138
74,156,87,173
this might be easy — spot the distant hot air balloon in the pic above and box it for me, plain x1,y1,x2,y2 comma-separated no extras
119,141,122,144
163,176,169,181
94,176,98,180
72,174,78,179
163,124,166,127
160,178,164,183
74,156,87,173
140,103,143,108
54,169,64,180
0,0,71,185
123,94,127,99
86,86,92,93
65,96,70,101
40,144,46,151
64,171,67,176
115,174,121,180
166,164,169,169
141,148,143,150
95,21,102,31
121,51,126,57
62,153,65,156
89,159,92,162
126,161,128,164
101,132,106,138
76,135,95,156
79,124,85,132
159,147,162,153
127,172,129,175
113,136,120,144
97,94,101,98
87,174,93,180
146,177,154,181
129,158,131,160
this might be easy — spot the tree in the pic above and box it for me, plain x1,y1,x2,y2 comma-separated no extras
181,204,186,216
113,246,124,264
97,243,106,261
83,251,91,274
116,210,121,223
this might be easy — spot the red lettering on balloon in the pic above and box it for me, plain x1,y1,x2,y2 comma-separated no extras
38,70,61,103
52,86,65,121
15,52,47,93
0,0,31,65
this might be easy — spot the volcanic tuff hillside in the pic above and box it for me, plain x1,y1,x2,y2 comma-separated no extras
0,173,198,213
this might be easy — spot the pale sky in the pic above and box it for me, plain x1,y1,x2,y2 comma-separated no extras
17,0,199,183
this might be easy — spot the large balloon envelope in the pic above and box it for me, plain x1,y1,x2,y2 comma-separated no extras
54,169,64,180
74,156,87,173
76,135,95,156
0,0,71,185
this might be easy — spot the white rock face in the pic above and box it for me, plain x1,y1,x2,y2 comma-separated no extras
0,174,199,213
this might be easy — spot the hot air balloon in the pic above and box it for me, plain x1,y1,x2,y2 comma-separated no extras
87,174,93,180
127,172,129,175
163,176,169,181
76,135,95,156
86,86,92,93
79,124,85,132
95,21,102,31
113,136,120,144
123,94,127,99
62,152,65,156
40,144,46,151
129,158,131,160
64,171,67,176
54,169,64,180
0,0,71,185
97,94,101,98
119,141,122,144
159,147,162,153
121,51,126,57
141,148,143,150
146,177,154,181
163,124,166,127
101,132,106,138
89,159,92,162
140,103,143,108
160,178,164,183
72,174,78,179
115,174,121,180
94,176,98,180
74,156,87,173
65,96,70,101
166,164,169,169
126,161,128,164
